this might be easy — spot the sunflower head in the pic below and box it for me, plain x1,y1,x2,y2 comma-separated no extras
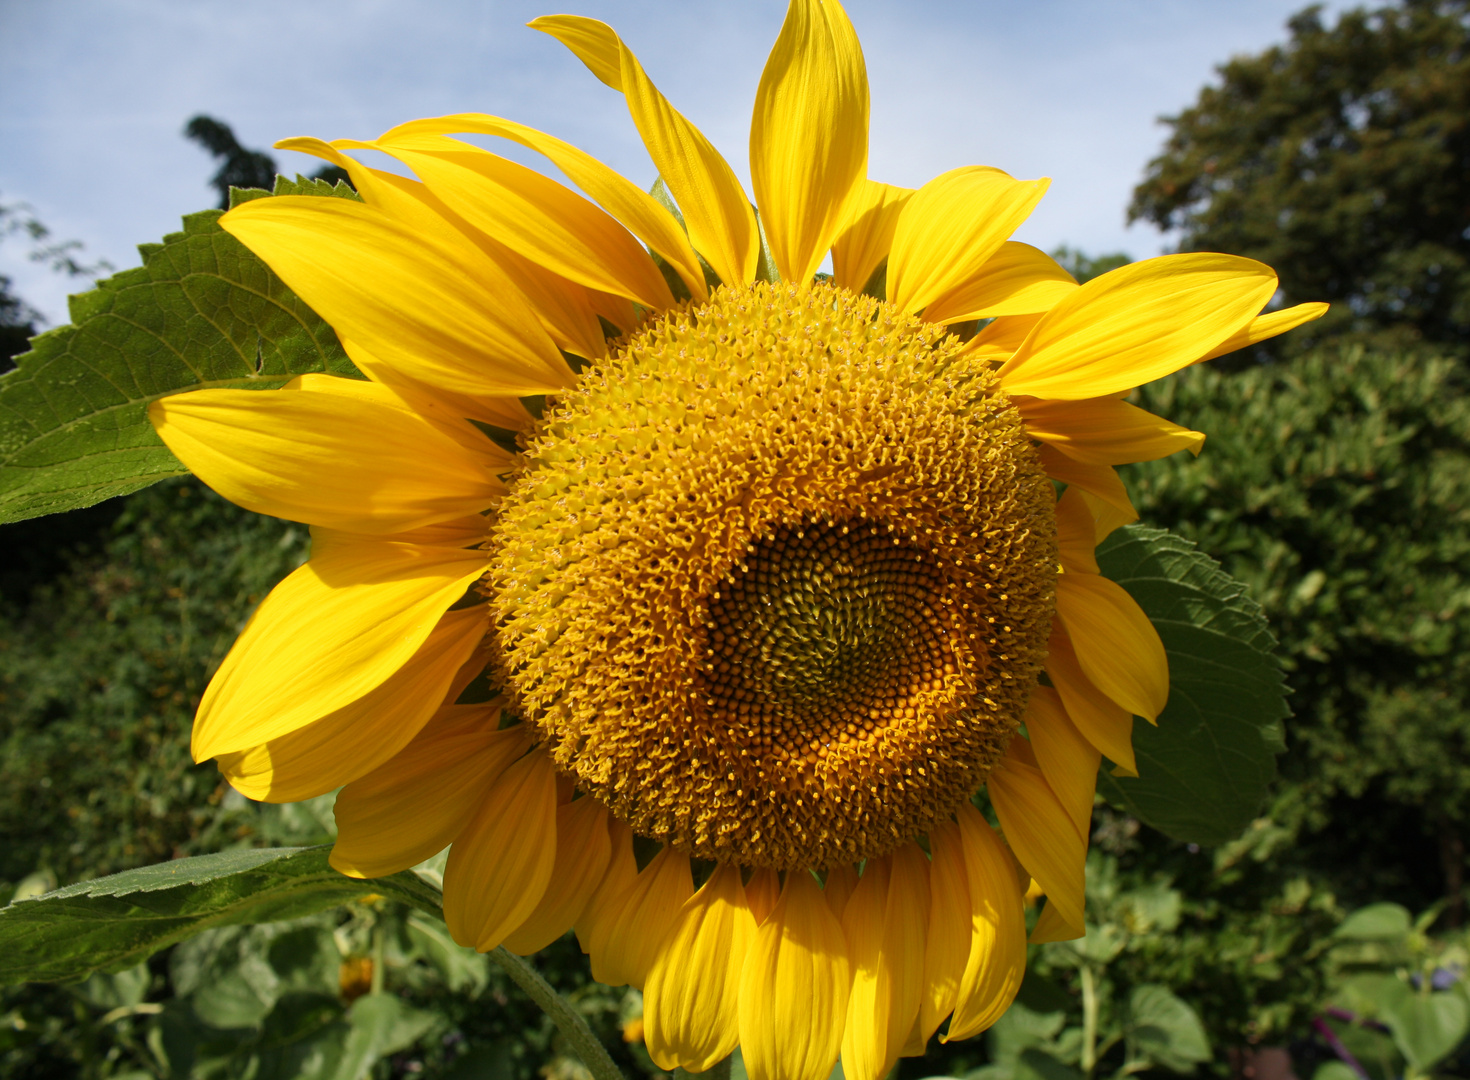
491,280,1058,870
145,0,1326,1076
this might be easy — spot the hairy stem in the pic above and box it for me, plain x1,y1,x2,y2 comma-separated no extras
1081,964,1098,1077
487,947,625,1080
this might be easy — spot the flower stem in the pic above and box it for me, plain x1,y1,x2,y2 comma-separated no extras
1081,964,1098,1077
487,947,625,1080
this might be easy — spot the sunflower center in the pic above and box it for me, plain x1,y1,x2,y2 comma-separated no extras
702,521,963,757
488,281,1058,869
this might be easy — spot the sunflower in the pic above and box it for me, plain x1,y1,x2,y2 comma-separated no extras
148,2,1323,1078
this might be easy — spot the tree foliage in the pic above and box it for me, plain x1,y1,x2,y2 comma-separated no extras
1129,344,1470,913
1129,0,1470,355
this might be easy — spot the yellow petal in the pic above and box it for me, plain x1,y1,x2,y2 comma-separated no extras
1198,301,1329,364
150,384,505,535
1037,446,1138,525
644,863,757,1072
382,112,708,302
747,868,782,926
443,746,559,951
997,253,1278,399
963,312,1042,362
887,167,1049,315
1078,488,1135,546
923,242,1078,325
192,534,491,759
586,847,693,989
1029,898,1080,944
1020,395,1205,466
1023,686,1100,840
502,794,615,955
574,816,639,954
989,742,1086,938
1046,628,1137,776
532,16,758,288
1054,487,1099,574
330,706,530,878
945,804,1026,1040
1055,572,1169,721
841,845,929,1080
365,134,672,310
220,195,573,397
218,605,488,802
338,339,534,436
822,864,858,921
739,871,851,1080
830,181,913,292
750,0,869,284
919,820,970,1042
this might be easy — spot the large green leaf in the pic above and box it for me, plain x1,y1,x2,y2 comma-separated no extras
0,846,441,984
0,177,358,524
1096,525,1289,845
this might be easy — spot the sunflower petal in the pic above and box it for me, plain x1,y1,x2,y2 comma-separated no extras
1055,573,1169,721
218,606,489,802
574,817,639,956
150,384,505,535
586,847,693,989
887,167,1049,315
822,864,859,921
830,181,913,292
443,747,559,951
502,794,615,955
750,0,869,284
946,804,1026,1040
747,868,783,926
997,253,1278,399
330,707,529,878
923,242,1078,325
644,863,757,1072
1037,446,1138,525
533,16,758,288
192,534,490,760
380,113,707,302
366,134,673,310
963,313,1043,361
1046,628,1137,776
1198,301,1330,364
1020,396,1205,466
739,871,851,1080
1054,488,1099,574
221,195,573,396
841,845,929,1080
1023,686,1100,840
989,743,1086,938
919,820,970,1042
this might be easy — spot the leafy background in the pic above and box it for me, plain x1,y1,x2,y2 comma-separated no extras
3,1,1470,1078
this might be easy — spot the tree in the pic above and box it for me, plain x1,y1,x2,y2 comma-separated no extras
1129,1,1470,356
184,115,350,210
1129,345,1470,923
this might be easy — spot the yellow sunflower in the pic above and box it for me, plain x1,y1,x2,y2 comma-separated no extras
148,2,1324,1078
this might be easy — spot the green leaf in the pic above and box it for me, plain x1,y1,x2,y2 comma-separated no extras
1377,979,1470,1073
0,846,442,985
1333,902,1413,941
1096,525,1289,844
1126,984,1212,1073
0,188,357,524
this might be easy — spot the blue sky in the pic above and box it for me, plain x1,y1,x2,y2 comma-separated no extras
1,0,1341,324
